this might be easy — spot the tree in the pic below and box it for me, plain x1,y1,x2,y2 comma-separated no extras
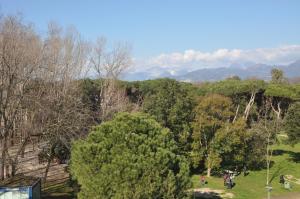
271,68,285,84
71,112,191,199
90,37,132,121
265,83,299,120
197,79,266,122
35,23,91,182
265,69,293,121
284,102,300,145
142,78,195,150
250,103,282,199
0,15,43,179
0,15,92,180
213,119,248,168
191,94,234,177
0,14,133,181
213,118,266,169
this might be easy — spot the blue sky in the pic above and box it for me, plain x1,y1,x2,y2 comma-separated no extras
1,1,300,57
1,0,300,78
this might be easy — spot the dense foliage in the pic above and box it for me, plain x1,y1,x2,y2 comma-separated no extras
213,118,265,169
71,112,191,199
141,79,195,150
284,102,300,144
70,69,300,189
191,94,234,175
76,72,300,175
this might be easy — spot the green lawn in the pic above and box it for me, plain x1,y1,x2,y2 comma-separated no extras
192,141,300,199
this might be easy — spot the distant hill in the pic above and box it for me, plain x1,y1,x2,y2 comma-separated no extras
123,60,300,82
175,60,300,82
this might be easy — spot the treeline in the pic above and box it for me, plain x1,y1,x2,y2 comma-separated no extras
80,70,300,175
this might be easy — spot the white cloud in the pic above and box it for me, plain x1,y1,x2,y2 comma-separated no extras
132,45,300,76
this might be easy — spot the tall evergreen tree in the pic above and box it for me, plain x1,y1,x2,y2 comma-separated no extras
71,112,191,199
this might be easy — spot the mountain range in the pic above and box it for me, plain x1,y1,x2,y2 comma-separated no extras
124,60,300,82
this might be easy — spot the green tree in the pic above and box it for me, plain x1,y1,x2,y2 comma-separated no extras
271,68,285,84
70,112,191,199
197,79,266,122
284,102,300,144
191,94,234,176
264,83,300,120
79,78,101,113
213,118,265,169
213,119,248,168
142,78,195,150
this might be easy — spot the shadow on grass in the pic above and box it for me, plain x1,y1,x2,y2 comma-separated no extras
273,149,300,163
192,191,222,199
269,162,287,184
42,194,73,199
42,179,75,199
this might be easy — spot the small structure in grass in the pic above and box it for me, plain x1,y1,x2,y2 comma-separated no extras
0,174,41,199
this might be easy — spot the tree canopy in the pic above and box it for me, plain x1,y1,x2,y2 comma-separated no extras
70,112,191,199
191,94,234,176
142,78,195,148
284,102,300,145
271,68,285,84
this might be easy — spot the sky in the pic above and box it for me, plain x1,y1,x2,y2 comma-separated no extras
1,0,300,77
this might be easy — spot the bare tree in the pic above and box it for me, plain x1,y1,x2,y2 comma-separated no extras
252,100,282,199
0,15,43,179
0,15,130,182
90,37,132,121
36,23,91,182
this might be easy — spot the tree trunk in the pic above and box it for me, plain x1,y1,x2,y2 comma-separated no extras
44,154,52,183
21,147,25,158
0,163,3,180
233,104,240,123
10,137,29,177
270,100,281,120
11,162,16,177
207,167,211,177
244,92,256,120
5,164,10,178
0,137,7,180
10,133,14,146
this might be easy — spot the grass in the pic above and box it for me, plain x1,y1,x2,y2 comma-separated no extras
192,141,300,199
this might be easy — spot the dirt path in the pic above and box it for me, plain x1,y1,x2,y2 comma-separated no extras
269,192,300,199
193,188,234,199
